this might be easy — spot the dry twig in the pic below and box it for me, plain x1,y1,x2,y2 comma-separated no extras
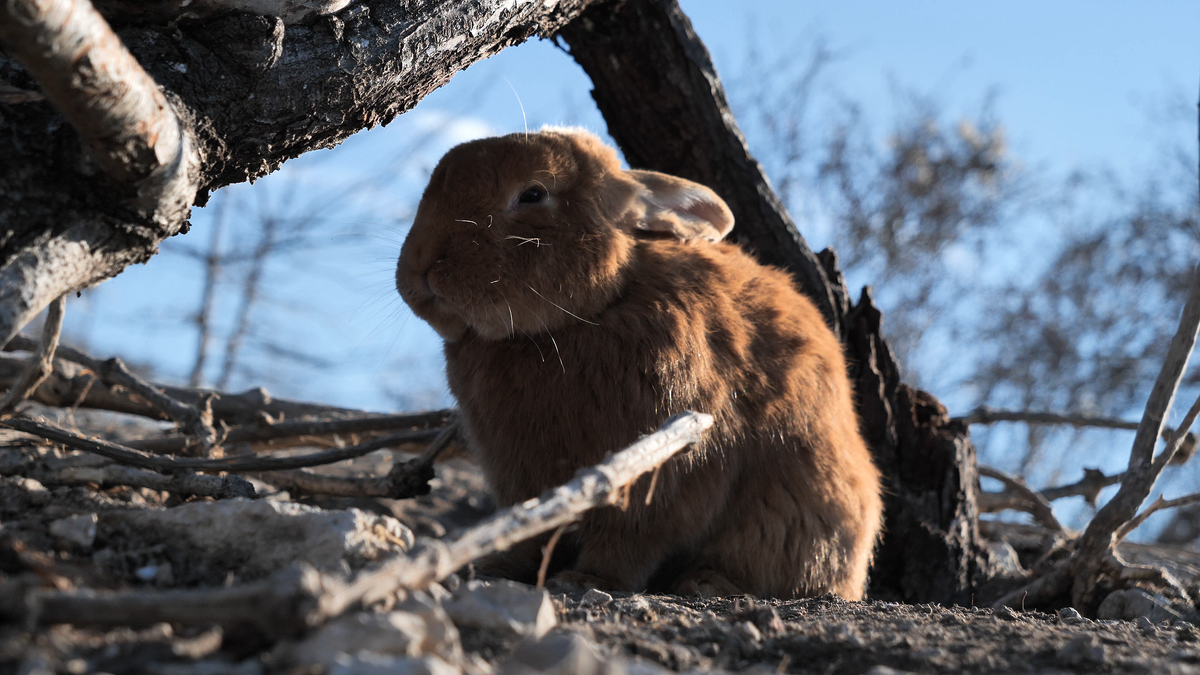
0,416,440,473
252,420,459,499
0,298,64,415
977,465,1063,531
5,335,220,451
9,461,255,499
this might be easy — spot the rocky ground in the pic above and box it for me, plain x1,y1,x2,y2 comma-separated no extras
2,430,1200,674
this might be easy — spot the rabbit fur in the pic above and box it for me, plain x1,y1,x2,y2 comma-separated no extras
395,127,883,599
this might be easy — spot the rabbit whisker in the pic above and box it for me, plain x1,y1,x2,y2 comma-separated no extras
454,219,479,227
532,312,567,374
505,235,549,247
524,283,599,326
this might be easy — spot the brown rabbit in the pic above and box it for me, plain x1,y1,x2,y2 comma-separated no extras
395,127,883,600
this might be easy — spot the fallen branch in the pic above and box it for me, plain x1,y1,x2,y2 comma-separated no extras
1000,262,1200,612
0,298,64,415
8,461,255,499
6,411,714,634
128,410,452,454
977,466,1063,531
0,416,440,473
4,335,219,452
326,410,714,612
0,347,448,430
252,420,460,499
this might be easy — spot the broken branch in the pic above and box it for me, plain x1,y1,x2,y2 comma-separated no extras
977,465,1063,531
252,421,460,499
7,461,255,499
0,416,439,473
0,297,64,415
329,411,714,612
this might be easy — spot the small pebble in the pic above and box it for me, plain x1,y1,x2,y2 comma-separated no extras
1057,607,1082,621
581,588,613,607
994,606,1019,621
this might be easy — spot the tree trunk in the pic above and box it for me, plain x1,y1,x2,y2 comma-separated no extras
560,0,989,605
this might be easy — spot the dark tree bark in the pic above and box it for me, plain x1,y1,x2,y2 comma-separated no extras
560,0,989,605
0,0,603,345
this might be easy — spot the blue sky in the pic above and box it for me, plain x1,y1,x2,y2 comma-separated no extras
64,0,1200,412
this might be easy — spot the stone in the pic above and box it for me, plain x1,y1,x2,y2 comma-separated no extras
1056,607,1082,621
443,580,557,639
328,654,460,675
501,633,625,675
102,498,413,576
285,593,460,667
1096,588,1184,623
580,589,613,608
49,512,97,548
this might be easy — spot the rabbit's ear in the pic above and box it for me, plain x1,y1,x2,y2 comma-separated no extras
628,170,735,242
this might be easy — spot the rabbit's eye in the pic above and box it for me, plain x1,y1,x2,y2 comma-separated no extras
518,186,546,204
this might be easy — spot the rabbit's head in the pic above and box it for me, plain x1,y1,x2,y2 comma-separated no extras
396,128,734,341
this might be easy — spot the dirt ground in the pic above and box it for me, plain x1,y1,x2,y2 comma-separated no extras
2,438,1200,675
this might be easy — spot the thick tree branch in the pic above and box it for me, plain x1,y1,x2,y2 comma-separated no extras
0,0,201,346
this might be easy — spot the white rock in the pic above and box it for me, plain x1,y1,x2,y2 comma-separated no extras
580,589,612,608
443,580,557,639
329,653,460,675
285,594,461,667
49,513,97,548
102,499,412,575
1096,588,1183,623
501,633,619,675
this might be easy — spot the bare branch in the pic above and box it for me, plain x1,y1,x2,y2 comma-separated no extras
188,199,227,388
1069,263,1200,607
129,410,452,454
977,465,1062,531
7,460,255,499
954,407,1141,431
0,297,64,415
0,416,439,473
956,407,1198,465
0,0,194,192
319,410,715,614
1039,468,1123,506
1,341,429,427
1118,492,1200,542
252,421,460,500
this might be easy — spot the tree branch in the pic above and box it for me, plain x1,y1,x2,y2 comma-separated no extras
977,465,1062,531
1068,264,1200,608
0,416,440,473
0,0,201,346
0,297,64,415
